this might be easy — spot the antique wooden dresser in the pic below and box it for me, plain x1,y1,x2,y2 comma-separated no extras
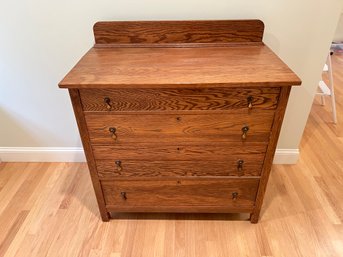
59,20,301,223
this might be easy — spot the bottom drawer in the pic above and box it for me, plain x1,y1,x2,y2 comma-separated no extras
101,178,259,213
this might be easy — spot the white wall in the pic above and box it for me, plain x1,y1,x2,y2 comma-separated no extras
1,0,342,162
333,13,343,41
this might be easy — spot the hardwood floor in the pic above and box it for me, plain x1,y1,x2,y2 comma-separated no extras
0,54,342,257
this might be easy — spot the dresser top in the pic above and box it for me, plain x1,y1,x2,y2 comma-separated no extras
59,45,301,88
59,20,301,89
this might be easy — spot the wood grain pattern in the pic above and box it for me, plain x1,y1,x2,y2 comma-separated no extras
80,88,280,112
0,210,29,257
93,20,264,45
105,205,255,213
95,156,265,178
250,86,291,223
85,112,274,144
58,20,302,223
92,142,268,161
58,46,301,89
68,89,110,221
101,178,259,210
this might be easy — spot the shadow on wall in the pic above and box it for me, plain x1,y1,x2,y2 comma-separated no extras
263,32,281,53
333,13,343,42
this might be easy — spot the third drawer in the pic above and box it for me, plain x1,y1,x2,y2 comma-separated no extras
92,142,268,161
96,154,264,178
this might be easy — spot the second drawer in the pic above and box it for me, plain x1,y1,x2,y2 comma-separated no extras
85,112,275,144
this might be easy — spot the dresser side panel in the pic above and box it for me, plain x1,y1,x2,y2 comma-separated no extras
250,86,291,223
68,89,110,221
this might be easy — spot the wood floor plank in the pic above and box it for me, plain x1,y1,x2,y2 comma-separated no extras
0,211,29,257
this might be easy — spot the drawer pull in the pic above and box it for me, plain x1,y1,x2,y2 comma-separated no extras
121,192,127,200
109,127,117,140
115,160,122,171
241,126,249,140
237,159,244,176
232,192,238,201
104,97,112,110
247,96,253,109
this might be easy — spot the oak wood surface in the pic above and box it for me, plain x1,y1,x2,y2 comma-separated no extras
80,88,280,112
92,142,268,161
86,112,274,144
93,20,265,45
101,178,259,209
68,89,110,221
95,157,265,178
59,46,301,88
105,205,255,213
250,86,291,223
58,20,302,223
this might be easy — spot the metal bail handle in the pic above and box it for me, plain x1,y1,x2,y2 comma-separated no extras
241,125,249,140
121,192,127,200
115,160,122,171
232,192,238,201
247,96,253,109
109,127,117,141
104,97,112,110
237,159,244,176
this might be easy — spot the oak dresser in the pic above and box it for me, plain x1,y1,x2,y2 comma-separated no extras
59,20,301,223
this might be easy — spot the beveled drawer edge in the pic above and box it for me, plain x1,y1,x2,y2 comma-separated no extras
98,175,261,181
106,205,255,213
83,109,277,116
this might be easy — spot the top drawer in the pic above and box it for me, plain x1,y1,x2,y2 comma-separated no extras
79,88,280,112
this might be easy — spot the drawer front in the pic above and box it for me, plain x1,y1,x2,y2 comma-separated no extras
80,88,280,112
86,112,274,144
101,178,259,210
96,154,264,178
92,142,267,161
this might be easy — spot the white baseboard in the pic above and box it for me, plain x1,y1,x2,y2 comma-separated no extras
273,149,300,164
0,147,86,162
0,147,299,164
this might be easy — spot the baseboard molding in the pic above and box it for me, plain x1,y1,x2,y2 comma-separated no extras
273,149,300,164
0,147,299,164
0,147,86,162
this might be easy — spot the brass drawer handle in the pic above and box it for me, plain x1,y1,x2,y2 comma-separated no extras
247,96,253,109
121,192,127,200
232,192,238,201
241,125,249,140
237,159,244,176
109,127,117,141
115,160,122,171
104,97,112,110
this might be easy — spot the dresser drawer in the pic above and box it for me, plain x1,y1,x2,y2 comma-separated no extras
93,142,267,161
86,112,274,144
96,155,264,178
101,178,259,212
80,88,280,112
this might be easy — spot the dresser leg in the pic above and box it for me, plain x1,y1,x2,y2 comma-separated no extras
250,211,259,224
100,211,111,222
